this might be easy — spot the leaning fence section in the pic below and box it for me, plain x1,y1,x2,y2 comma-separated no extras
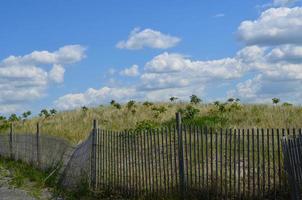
0,125,94,190
60,133,93,188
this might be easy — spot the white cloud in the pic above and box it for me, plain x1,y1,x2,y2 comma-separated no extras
0,45,86,114
0,65,48,104
49,64,65,83
238,7,302,46
229,74,302,103
145,51,245,77
3,45,86,65
120,65,139,77
272,0,297,6
116,28,181,50
55,87,137,110
0,104,21,115
266,45,302,63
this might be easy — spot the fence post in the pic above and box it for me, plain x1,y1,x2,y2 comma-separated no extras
9,123,13,159
176,112,185,199
36,123,41,168
91,119,98,190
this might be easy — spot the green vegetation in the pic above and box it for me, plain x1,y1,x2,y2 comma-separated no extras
190,94,201,104
0,157,57,199
1,96,301,144
0,157,110,200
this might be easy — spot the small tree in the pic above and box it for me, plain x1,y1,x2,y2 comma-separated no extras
81,106,88,112
169,96,178,102
227,98,235,103
190,94,201,104
22,111,31,120
110,100,116,106
9,114,20,122
272,98,280,105
50,109,57,116
127,100,136,110
40,109,50,118
113,103,122,109
213,101,220,106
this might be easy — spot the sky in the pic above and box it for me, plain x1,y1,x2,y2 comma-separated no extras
1,0,302,115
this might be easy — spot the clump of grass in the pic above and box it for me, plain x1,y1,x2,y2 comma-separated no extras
0,157,59,198
0,157,100,200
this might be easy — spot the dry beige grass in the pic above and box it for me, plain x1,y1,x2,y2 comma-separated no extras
11,102,302,144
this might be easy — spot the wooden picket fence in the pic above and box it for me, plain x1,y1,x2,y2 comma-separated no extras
90,113,295,199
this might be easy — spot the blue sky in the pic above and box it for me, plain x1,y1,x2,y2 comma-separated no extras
1,0,302,115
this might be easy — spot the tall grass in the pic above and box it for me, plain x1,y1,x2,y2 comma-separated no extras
9,102,302,144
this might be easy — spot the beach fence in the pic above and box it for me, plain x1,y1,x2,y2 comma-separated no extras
282,135,302,200
0,113,298,199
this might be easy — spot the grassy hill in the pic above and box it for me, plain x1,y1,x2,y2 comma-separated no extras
3,100,302,144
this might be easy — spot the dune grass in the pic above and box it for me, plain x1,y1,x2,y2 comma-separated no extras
6,102,302,144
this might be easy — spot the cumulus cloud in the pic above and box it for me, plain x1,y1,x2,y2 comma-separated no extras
116,28,180,50
227,44,302,102
229,74,302,103
238,7,302,46
0,45,86,114
55,87,137,110
120,65,139,77
143,51,246,90
3,45,86,65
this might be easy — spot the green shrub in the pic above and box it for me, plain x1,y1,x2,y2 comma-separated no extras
134,120,157,131
152,105,167,117
143,101,153,107
126,100,136,110
182,105,200,120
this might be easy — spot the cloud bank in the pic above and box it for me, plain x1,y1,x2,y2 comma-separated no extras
0,45,86,114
